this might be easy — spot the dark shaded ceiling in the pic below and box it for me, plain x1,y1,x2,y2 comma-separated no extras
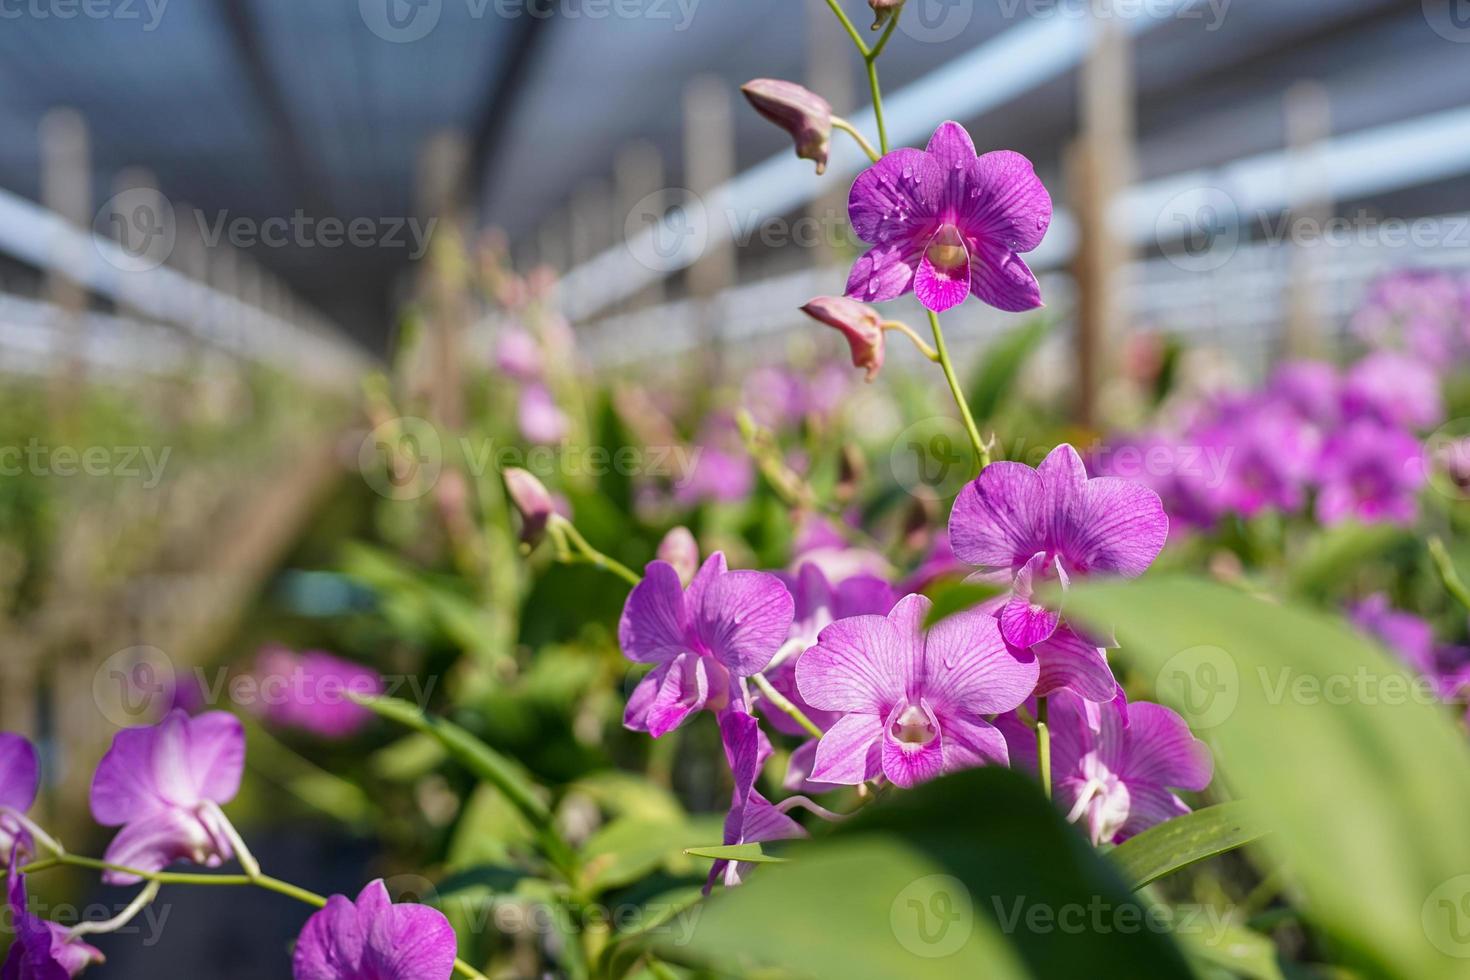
0,0,1455,352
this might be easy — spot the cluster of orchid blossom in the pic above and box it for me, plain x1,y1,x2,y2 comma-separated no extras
1099,345,1443,533
0,719,471,980
487,244,579,448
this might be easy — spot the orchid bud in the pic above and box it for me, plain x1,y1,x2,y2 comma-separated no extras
504,467,555,545
740,79,833,176
869,0,905,30
801,296,885,381
656,526,700,586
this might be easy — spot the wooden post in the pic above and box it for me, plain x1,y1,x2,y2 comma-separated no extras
1072,8,1136,428
615,141,666,313
40,108,91,427
1284,81,1332,359
683,75,735,383
416,130,470,430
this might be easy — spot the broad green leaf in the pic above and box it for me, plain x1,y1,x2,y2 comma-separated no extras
682,843,787,864
920,579,1004,627
1179,920,1284,980
668,768,1192,979
1066,577,1470,980
1285,521,1411,599
1110,801,1266,889
966,314,1053,420
580,816,721,893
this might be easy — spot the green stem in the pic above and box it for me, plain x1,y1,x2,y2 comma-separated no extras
1037,697,1052,800
822,0,869,55
752,672,825,740
865,58,889,154
882,319,938,361
556,518,642,587
927,311,989,470
13,854,489,980
831,117,880,163
1430,536,1470,614
869,10,901,59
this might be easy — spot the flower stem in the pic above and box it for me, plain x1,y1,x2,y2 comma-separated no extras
751,672,825,741
882,320,938,361
869,11,901,59
554,517,642,587
1036,696,1052,800
822,0,870,56
831,117,880,163
14,854,489,980
67,880,160,939
865,58,889,154
1430,536,1470,614
927,311,989,471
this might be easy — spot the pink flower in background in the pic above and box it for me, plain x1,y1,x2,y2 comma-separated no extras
655,526,701,586
517,383,569,444
1342,350,1443,430
795,594,1036,787
705,711,807,891
673,415,754,507
845,121,1051,313
1352,594,1470,700
949,444,1168,649
90,710,246,885
292,879,457,980
1314,420,1424,526
1192,398,1320,519
493,327,543,382
1000,691,1212,845
254,647,384,739
1352,268,1469,366
1266,360,1341,427
0,734,41,867
619,553,794,737
5,865,105,979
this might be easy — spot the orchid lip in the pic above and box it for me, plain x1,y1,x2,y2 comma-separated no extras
924,224,968,273
890,702,938,746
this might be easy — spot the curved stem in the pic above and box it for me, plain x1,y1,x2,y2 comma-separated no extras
882,320,938,361
67,880,160,940
822,0,870,56
868,10,902,59
1037,696,1052,801
831,117,880,163
751,672,825,741
926,311,989,470
554,517,642,587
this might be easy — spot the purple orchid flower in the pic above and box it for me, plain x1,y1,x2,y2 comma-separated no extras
89,710,249,885
1314,419,1424,527
948,444,1169,650
517,383,569,445
620,553,795,737
253,647,384,740
493,326,543,382
1342,350,1443,431
1350,595,1470,699
4,864,105,979
292,879,457,980
794,593,1037,788
1001,690,1212,844
706,711,809,891
973,596,1117,703
1267,360,1341,427
0,735,45,868
845,121,1051,314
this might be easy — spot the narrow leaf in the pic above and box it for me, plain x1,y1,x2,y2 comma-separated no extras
682,843,788,863
1110,801,1266,889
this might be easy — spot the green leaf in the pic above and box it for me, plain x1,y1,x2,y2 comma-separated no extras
1179,921,1285,980
921,579,1005,627
965,315,1053,421
1285,521,1411,599
1110,801,1266,889
354,694,554,833
1065,576,1470,980
668,768,1192,979
682,843,787,864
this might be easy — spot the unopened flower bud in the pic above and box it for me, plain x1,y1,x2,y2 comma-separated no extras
801,296,885,381
869,0,905,30
656,526,700,586
504,467,555,545
741,79,833,176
